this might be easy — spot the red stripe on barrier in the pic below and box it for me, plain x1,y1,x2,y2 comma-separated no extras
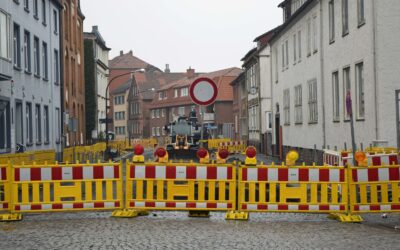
52,167,62,180
145,166,155,179
145,202,155,207
207,203,217,208
186,166,197,179
299,169,309,182
186,202,196,208
94,202,105,208
258,168,268,181
353,205,360,211
166,166,176,179
241,204,247,209
31,204,41,210
207,167,217,179
114,165,119,179
278,204,288,210
341,152,348,157
93,166,104,179
340,169,345,182
115,201,120,207
352,169,358,182
319,169,329,182
73,167,83,180
227,167,232,180
30,168,41,181
372,156,381,166
1,168,6,180
129,201,135,207
340,205,345,211
258,204,268,210
391,204,400,210
319,205,329,211
242,168,247,181
389,155,398,165
73,203,84,209
14,168,20,181
2,203,8,209
278,169,288,181
368,168,379,182
370,205,380,211
130,165,135,178
299,205,309,210
52,204,63,209
227,203,232,209
15,205,20,211
389,168,400,181
166,202,176,208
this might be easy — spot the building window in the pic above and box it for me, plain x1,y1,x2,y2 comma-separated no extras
308,79,318,123
26,103,33,145
44,105,49,143
53,10,58,34
178,107,185,116
285,40,289,69
24,30,31,73
35,104,41,143
357,0,365,26
281,43,285,71
55,107,60,143
343,67,351,120
116,126,125,135
332,71,340,121
293,33,297,64
294,85,302,123
24,0,29,11
114,111,125,120
33,36,40,76
174,89,178,98
54,50,59,84
155,109,160,118
0,100,11,152
181,87,188,97
312,15,318,53
161,109,165,117
307,18,311,56
33,0,38,18
298,30,302,62
342,0,349,35
274,48,278,82
0,11,10,60
355,62,364,119
283,89,290,125
42,0,46,25
114,95,125,105
329,0,335,43
13,23,21,68
42,42,48,80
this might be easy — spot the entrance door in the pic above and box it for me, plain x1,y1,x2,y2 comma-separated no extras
397,90,400,149
275,114,281,157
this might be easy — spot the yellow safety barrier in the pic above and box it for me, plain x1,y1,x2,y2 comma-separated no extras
218,141,247,154
0,150,55,165
349,165,400,213
7,162,122,214
125,161,236,214
207,138,231,150
62,143,105,163
129,138,157,149
0,163,10,213
237,164,354,221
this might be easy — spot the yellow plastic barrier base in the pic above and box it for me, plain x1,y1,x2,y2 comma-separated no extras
225,211,249,220
132,155,145,163
328,213,363,223
0,213,23,222
188,210,210,218
112,209,149,218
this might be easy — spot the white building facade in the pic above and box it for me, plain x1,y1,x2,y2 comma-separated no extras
0,0,62,154
270,0,400,162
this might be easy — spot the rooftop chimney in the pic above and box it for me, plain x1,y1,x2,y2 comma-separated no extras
120,50,123,56
165,64,170,73
92,25,98,32
186,67,195,79
129,50,133,55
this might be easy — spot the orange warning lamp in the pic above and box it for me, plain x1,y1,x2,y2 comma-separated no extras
154,147,168,163
355,151,367,167
133,144,145,162
286,150,299,166
197,147,210,164
245,146,257,166
217,148,229,163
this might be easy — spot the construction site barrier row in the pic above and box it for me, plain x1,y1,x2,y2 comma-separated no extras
1,159,399,222
63,143,106,163
207,139,231,150
218,141,246,154
0,150,56,165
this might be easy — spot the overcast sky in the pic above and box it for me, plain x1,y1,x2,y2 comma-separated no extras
81,0,283,72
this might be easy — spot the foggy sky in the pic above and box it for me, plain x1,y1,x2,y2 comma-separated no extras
81,0,283,72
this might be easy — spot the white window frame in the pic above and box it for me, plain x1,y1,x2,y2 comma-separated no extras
298,30,302,62
0,11,11,60
294,85,302,124
181,87,188,97
26,102,33,144
293,33,297,64
357,0,365,26
342,0,349,35
343,67,351,120
312,15,318,53
307,18,311,56
35,104,41,143
283,89,290,125
355,62,365,119
332,71,340,121
174,89,178,98
329,0,335,43
308,79,318,123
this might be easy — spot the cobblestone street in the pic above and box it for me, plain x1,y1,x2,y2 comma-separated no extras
1,211,399,249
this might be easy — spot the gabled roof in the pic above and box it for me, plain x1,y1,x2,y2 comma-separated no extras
111,79,131,95
109,51,162,72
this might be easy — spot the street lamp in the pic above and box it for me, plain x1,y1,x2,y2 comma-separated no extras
105,68,144,160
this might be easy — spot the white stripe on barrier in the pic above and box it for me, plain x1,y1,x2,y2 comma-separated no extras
378,168,389,181
20,169,30,181
105,202,115,208
247,168,258,181
84,203,94,209
104,166,114,179
42,204,52,210
63,203,73,209
288,205,298,211
268,169,278,181
329,169,340,182
156,202,165,208
135,166,145,179
381,156,389,165
62,167,73,180
309,169,319,182
21,205,31,211
381,205,391,210
196,166,207,179
217,203,227,209
135,201,145,207
156,166,166,179
197,202,207,208
309,205,319,211
217,167,227,179
359,205,370,211
268,204,278,210
41,168,51,181
176,202,186,208
288,169,298,181
176,166,186,179
357,169,368,182
247,204,258,210
330,205,340,211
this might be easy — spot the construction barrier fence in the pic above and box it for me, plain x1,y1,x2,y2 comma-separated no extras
218,141,246,154
207,139,231,150
0,164,9,212
62,143,106,163
126,161,236,211
0,150,55,165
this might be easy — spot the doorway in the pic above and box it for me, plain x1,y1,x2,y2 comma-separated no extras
275,113,281,157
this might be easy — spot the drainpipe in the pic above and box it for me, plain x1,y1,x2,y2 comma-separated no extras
372,0,379,140
319,0,326,150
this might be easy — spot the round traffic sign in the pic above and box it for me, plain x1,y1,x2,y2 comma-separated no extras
189,77,218,106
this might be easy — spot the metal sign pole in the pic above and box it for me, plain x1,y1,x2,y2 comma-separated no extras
200,105,204,148
346,91,357,166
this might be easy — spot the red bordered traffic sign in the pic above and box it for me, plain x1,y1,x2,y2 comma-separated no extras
189,77,218,106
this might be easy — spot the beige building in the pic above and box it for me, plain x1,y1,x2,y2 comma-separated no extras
111,80,131,140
